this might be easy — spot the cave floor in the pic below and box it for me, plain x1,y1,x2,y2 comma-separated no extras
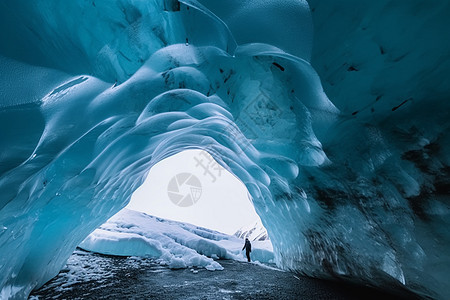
30,250,416,300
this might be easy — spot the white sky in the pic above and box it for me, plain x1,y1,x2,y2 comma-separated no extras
126,149,260,235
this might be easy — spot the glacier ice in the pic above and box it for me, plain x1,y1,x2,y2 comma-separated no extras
79,208,274,270
0,0,449,299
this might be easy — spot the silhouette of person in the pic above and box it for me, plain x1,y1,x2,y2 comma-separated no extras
242,238,252,262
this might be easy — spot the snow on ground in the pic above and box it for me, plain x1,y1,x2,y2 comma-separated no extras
79,209,273,271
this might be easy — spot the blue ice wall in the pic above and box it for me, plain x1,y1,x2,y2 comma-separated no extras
0,0,449,299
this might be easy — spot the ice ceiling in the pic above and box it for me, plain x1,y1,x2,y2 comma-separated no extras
1,0,449,299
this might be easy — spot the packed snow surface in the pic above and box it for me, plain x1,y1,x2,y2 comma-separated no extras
0,0,449,299
80,209,273,270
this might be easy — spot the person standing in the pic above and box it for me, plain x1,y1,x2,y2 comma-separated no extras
242,238,252,262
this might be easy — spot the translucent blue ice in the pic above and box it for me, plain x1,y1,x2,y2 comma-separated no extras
1,0,449,299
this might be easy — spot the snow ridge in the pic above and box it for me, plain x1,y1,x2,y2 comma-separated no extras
80,209,274,271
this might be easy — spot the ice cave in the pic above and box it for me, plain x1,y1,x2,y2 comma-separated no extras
0,0,449,299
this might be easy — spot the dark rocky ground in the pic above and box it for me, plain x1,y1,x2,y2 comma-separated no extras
30,250,419,300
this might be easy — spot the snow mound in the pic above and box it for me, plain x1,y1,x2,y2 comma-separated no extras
80,209,274,271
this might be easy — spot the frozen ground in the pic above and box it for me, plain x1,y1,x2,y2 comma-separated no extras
30,250,418,300
30,211,418,299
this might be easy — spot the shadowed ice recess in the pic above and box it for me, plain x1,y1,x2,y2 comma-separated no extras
1,0,449,299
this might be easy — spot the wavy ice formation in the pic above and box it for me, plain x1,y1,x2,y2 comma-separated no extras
0,0,449,299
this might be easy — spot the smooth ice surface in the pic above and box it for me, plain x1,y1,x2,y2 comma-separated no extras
0,0,449,299
80,208,273,270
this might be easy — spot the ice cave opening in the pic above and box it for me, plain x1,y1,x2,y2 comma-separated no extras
76,148,274,276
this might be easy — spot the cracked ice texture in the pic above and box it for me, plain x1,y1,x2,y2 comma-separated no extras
0,0,449,299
